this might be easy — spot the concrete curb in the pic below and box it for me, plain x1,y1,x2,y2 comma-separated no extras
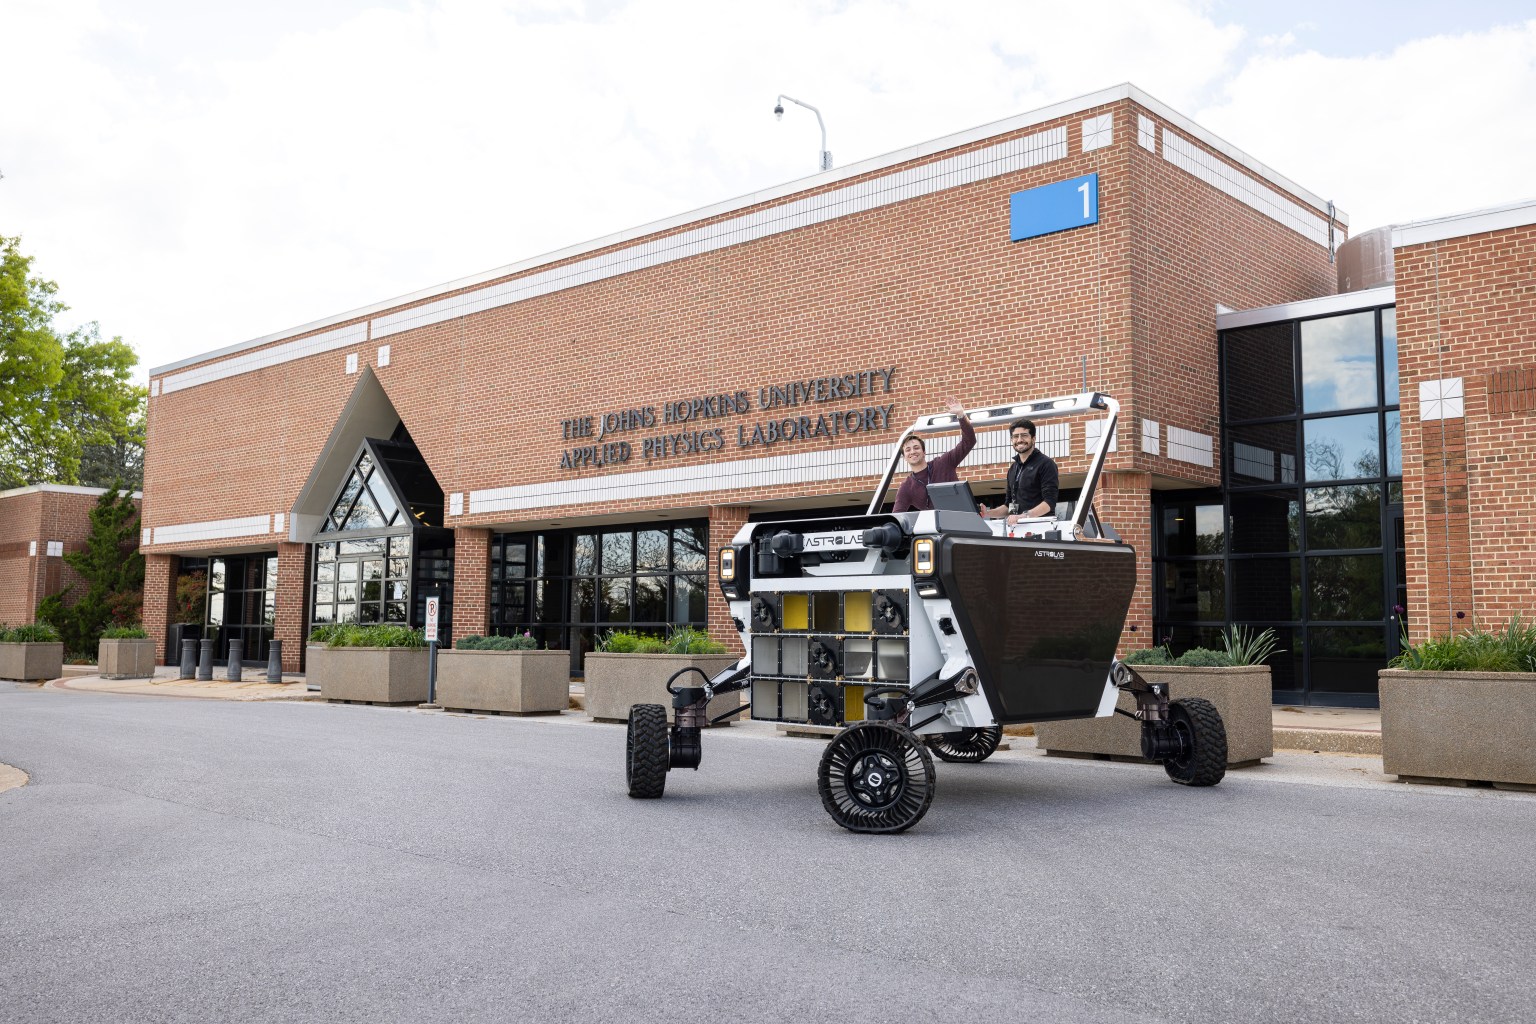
1275,728,1383,756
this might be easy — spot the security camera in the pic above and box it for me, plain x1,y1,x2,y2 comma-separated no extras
773,103,784,120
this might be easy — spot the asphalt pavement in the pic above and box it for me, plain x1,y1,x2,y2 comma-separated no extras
2,681,1533,1024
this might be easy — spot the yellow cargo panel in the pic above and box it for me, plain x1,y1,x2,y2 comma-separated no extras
844,591,873,633
782,593,809,630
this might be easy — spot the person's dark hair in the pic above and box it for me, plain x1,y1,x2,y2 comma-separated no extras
1009,418,1036,438
902,434,927,452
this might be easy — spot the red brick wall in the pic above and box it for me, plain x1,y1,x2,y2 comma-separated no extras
706,505,750,655
0,489,142,626
140,99,1339,650
0,492,43,625
451,527,491,646
274,542,308,671
1394,223,1536,638
144,553,175,664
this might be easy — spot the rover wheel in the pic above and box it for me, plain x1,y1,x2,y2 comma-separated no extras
626,704,670,798
925,726,1003,763
818,721,935,833
1162,697,1226,787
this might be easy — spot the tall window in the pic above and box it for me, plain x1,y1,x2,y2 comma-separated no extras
207,553,277,663
310,436,452,636
1210,305,1401,706
491,521,708,672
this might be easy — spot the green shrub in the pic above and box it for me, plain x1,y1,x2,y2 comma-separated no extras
1121,645,1172,665
636,636,668,653
597,629,642,653
308,624,347,645
1391,616,1536,672
1,622,62,643
100,624,148,639
665,626,726,655
311,623,425,649
1175,647,1231,667
457,633,537,651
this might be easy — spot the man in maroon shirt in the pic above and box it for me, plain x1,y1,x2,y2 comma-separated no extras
893,399,977,512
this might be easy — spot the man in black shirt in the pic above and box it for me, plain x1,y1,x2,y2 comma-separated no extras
982,418,1059,525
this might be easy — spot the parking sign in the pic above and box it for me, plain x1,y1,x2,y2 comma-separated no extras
425,596,440,643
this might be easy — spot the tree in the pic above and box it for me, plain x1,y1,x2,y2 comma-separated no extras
0,235,144,488
37,487,145,659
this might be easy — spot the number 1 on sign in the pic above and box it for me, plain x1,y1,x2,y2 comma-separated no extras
1079,181,1091,219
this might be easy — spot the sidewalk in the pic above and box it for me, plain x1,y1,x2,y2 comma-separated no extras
50,664,319,702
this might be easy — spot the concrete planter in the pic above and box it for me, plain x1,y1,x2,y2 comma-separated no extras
584,653,744,724
436,649,569,714
1380,669,1536,786
0,642,65,683
1036,665,1273,766
98,638,157,679
310,645,430,704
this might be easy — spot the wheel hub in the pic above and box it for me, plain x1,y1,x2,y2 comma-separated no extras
848,750,904,808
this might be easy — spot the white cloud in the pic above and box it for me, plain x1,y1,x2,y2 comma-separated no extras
0,0,1532,383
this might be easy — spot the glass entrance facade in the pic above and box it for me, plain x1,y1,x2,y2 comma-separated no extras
491,521,709,674
308,433,453,637
1158,303,1400,705
206,552,277,664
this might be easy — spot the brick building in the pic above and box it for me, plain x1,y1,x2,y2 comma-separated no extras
138,83,1533,706
0,485,142,626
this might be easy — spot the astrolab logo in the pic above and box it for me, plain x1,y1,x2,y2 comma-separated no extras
1034,550,1065,560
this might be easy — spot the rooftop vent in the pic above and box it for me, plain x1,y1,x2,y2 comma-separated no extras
1336,225,1395,293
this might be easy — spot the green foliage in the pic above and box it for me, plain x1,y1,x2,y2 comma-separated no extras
1174,647,1230,667
664,626,727,655
0,235,145,488
1220,625,1282,666
0,622,62,643
457,633,538,651
595,628,720,654
1121,645,1172,665
1390,617,1536,673
100,624,148,639
37,488,145,659
308,623,426,649
597,629,641,653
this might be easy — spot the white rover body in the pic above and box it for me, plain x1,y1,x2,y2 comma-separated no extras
624,393,1228,832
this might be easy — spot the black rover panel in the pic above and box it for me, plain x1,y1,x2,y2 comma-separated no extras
937,536,1136,724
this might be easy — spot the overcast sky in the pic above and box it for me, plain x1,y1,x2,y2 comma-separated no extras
2,0,1532,382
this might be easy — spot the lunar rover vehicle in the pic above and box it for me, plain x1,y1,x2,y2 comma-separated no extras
624,392,1228,832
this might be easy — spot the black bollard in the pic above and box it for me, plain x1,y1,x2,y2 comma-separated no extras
226,640,243,681
197,639,214,680
266,640,283,683
179,638,197,679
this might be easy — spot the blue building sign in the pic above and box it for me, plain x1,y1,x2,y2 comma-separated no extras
1009,173,1098,242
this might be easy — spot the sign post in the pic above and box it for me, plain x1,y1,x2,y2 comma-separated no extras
423,592,441,708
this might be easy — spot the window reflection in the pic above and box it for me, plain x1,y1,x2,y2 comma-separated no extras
1223,322,1295,421
1230,558,1299,621
1305,485,1382,550
1304,413,1381,481
1307,555,1384,621
1301,312,1377,412
1381,309,1399,406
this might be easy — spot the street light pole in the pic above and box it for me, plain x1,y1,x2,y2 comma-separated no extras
774,94,832,171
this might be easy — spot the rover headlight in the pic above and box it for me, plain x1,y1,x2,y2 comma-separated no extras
719,547,735,581
913,537,935,577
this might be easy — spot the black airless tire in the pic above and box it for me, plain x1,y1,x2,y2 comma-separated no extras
626,704,670,798
818,721,936,833
1162,697,1227,787
925,726,1003,763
